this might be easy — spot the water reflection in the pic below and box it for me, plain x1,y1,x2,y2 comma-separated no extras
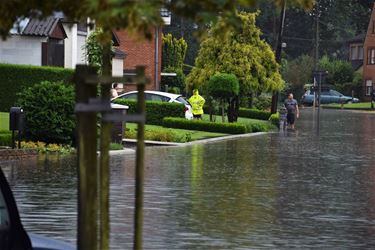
2,109,375,249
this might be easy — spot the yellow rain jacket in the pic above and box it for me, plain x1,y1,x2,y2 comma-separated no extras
188,90,205,115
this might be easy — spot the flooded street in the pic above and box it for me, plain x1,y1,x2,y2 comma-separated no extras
2,108,375,249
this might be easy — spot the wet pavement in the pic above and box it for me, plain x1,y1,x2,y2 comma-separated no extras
2,108,375,249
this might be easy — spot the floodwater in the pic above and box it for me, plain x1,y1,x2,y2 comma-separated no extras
2,108,375,249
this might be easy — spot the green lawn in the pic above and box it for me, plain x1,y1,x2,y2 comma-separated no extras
0,112,9,131
202,114,275,130
323,102,373,110
126,122,228,142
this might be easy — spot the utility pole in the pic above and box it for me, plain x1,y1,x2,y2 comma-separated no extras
271,0,287,114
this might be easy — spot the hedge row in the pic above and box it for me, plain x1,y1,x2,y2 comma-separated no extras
0,131,12,147
163,117,248,134
238,108,271,120
0,64,74,112
114,99,185,125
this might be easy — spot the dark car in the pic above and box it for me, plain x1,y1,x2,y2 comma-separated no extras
301,89,359,105
0,167,75,250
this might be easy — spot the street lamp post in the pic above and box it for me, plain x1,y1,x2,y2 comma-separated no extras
271,0,287,114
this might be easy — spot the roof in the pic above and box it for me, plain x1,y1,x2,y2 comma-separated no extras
22,16,67,38
347,33,365,43
113,48,126,59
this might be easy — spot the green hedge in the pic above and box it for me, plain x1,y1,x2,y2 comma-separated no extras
163,117,248,134
0,64,74,112
238,108,271,120
269,112,280,127
114,99,185,125
0,130,12,147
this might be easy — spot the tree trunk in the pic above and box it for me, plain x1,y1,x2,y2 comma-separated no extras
234,96,239,122
221,99,225,123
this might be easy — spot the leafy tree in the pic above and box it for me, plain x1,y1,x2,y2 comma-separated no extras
318,55,354,86
162,33,188,70
84,28,105,72
281,54,315,99
187,12,284,98
208,73,240,122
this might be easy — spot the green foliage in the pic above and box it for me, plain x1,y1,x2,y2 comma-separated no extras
319,55,354,86
21,141,74,154
0,130,12,147
16,81,75,144
113,99,185,125
109,143,124,150
207,73,239,99
161,66,186,93
269,112,280,127
163,117,248,134
238,108,271,120
186,12,284,96
125,127,192,143
0,64,73,112
84,28,104,70
281,55,314,100
162,33,188,69
253,94,272,110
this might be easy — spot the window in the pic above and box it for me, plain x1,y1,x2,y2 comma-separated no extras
120,93,137,100
146,94,170,102
350,46,357,60
358,45,364,60
366,80,373,96
367,48,375,65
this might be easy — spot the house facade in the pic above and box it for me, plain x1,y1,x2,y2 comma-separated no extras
0,17,66,67
363,3,375,101
0,16,125,76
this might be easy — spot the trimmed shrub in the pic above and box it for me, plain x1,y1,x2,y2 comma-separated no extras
253,95,272,110
16,81,75,144
125,127,192,143
114,99,185,125
163,117,248,134
0,64,74,112
0,130,12,146
269,112,280,127
238,108,271,120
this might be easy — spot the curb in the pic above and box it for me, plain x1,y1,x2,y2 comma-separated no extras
122,132,268,148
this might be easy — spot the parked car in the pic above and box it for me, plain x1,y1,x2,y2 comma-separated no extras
112,90,193,120
301,89,359,105
0,167,75,250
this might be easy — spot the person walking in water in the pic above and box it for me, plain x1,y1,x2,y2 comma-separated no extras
284,93,299,129
188,89,205,119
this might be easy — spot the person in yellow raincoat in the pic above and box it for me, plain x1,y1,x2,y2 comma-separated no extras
188,89,205,119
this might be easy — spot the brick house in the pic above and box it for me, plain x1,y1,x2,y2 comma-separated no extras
114,9,171,92
363,3,375,101
115,28,162,92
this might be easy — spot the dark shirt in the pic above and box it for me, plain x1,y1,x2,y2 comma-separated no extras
371,90,375,101
284,98,298,114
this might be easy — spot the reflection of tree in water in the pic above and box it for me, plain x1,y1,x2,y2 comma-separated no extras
189,139,279,242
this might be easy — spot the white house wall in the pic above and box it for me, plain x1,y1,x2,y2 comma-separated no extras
77,32,87,65
63,23,74,68
112,58,124,77
0,36,45,66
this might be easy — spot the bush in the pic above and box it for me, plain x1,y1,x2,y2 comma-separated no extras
113,99,185,125
0,130,12,146
161,67,186,94
16,81,75,144
269,112,280,127
163,117,248,134
207,73,239,98
125,127,192,143
253,95,272,110
238,108,271,120
0,64,74,112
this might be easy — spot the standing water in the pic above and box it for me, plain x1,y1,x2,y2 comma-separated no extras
2,108,375,249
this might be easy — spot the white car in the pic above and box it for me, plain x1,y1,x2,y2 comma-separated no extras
112,90,193,120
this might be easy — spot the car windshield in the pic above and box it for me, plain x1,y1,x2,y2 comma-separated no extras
176,96,189,105
330,90,342,96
